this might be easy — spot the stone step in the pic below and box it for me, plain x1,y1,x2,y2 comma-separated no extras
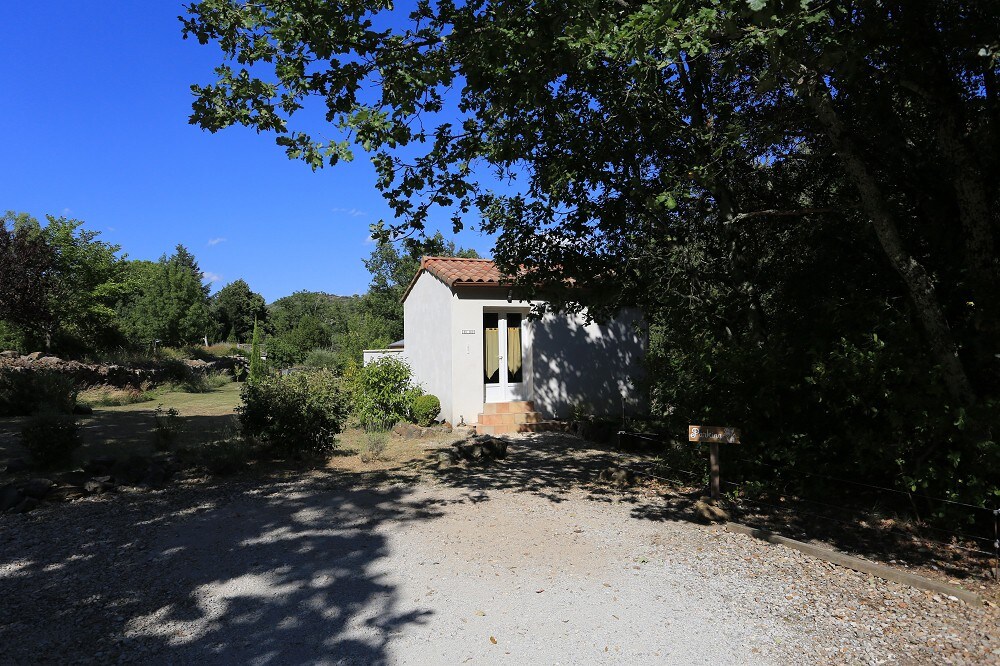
476,411,544,426
482,401,536,415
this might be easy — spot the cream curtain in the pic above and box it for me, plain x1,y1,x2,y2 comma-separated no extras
484,322,500,383
507,320,522,381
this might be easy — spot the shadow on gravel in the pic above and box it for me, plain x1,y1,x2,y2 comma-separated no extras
407,432,996,589
406,432,705,524
0,473,440,663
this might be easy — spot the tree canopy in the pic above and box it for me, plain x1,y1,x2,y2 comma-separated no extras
184,0,999,503
121,245,212,347
211,278,267,343
0,212,126,352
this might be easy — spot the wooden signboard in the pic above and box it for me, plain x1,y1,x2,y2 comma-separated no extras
689,425,741,500
688,425,741,444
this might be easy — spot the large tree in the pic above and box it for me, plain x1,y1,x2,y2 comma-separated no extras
0,212,126,352
0,213,56,349
184,1,999,500
210,278,266,343
124,245,211,347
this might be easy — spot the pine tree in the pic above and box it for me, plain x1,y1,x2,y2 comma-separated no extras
248,319,265,384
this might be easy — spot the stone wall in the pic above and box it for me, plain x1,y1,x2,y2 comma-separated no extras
0,351,246,388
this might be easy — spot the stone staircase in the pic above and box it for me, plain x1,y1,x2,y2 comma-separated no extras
474,401,548,436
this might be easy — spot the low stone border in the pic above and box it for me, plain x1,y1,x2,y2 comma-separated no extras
724,522,984,606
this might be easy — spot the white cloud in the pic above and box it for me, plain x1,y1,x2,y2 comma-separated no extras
332,207,368,218
203,271,223,284
207,237,227,246
61,207,72,216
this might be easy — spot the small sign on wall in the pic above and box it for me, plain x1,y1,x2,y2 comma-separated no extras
461,329,476,334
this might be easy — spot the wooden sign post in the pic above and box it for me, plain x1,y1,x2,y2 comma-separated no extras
688,425,741,500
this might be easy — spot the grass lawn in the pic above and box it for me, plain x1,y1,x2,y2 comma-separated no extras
0,382,243,464
1,381,459,475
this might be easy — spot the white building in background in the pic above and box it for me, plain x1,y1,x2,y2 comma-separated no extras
365,256,646,435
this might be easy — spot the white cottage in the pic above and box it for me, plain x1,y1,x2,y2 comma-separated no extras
369,256,646,435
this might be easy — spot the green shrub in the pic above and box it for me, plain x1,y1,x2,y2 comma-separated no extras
361,424,391,463
21,412,81,467
160,358,191,383
303,348,339,370
153,405,181,451
238,369,349,455
177,371,231,393
351,356,421,430
412,394,441,426
0,369,78,416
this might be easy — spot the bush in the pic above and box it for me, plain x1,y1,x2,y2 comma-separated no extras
412,394,441,426
21,412,81,467
0,369,78,416
361,426,390,463
351,356,421,430
177,371,231,393
303,348,339,370
238,369,349,455
153,405,181,451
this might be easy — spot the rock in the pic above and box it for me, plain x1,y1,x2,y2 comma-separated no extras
15,497,39,513
4,458,29,474
56,470,91,487
83,457,116,474
21,478,54,499
24,351,47,361
0,350,18,358
50,484,88,502
142,464,170,487
436,451,454,468
598,466,635,487
0,485,24,512
72,404,93,416
84,480,113,494
393,423,424,439
693,496,730,523
112,456,149,485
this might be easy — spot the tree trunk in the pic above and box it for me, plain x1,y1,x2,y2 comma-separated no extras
934,107,996,295
807,79,977,408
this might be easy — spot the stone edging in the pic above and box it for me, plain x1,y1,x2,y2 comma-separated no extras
724,522,984,606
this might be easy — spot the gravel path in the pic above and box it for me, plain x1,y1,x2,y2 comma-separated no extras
1,456,998,664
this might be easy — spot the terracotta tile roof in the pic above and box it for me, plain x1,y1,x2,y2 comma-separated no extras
402,256,511,302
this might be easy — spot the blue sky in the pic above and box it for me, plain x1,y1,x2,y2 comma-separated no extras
1,2,496,302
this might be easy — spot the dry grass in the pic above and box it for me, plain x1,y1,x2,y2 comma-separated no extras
329,426,462,473
77,384,154,408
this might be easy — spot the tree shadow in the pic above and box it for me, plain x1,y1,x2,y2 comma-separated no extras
527,309,646,420
405,432,706,524
0,471,442,663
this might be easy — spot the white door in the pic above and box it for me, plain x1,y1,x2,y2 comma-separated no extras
484,312,528,402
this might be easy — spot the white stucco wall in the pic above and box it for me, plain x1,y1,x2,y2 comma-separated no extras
404,274,646,425
402,271,454,421
527,308,646,419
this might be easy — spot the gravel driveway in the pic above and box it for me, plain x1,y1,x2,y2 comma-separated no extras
1,438,997,664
